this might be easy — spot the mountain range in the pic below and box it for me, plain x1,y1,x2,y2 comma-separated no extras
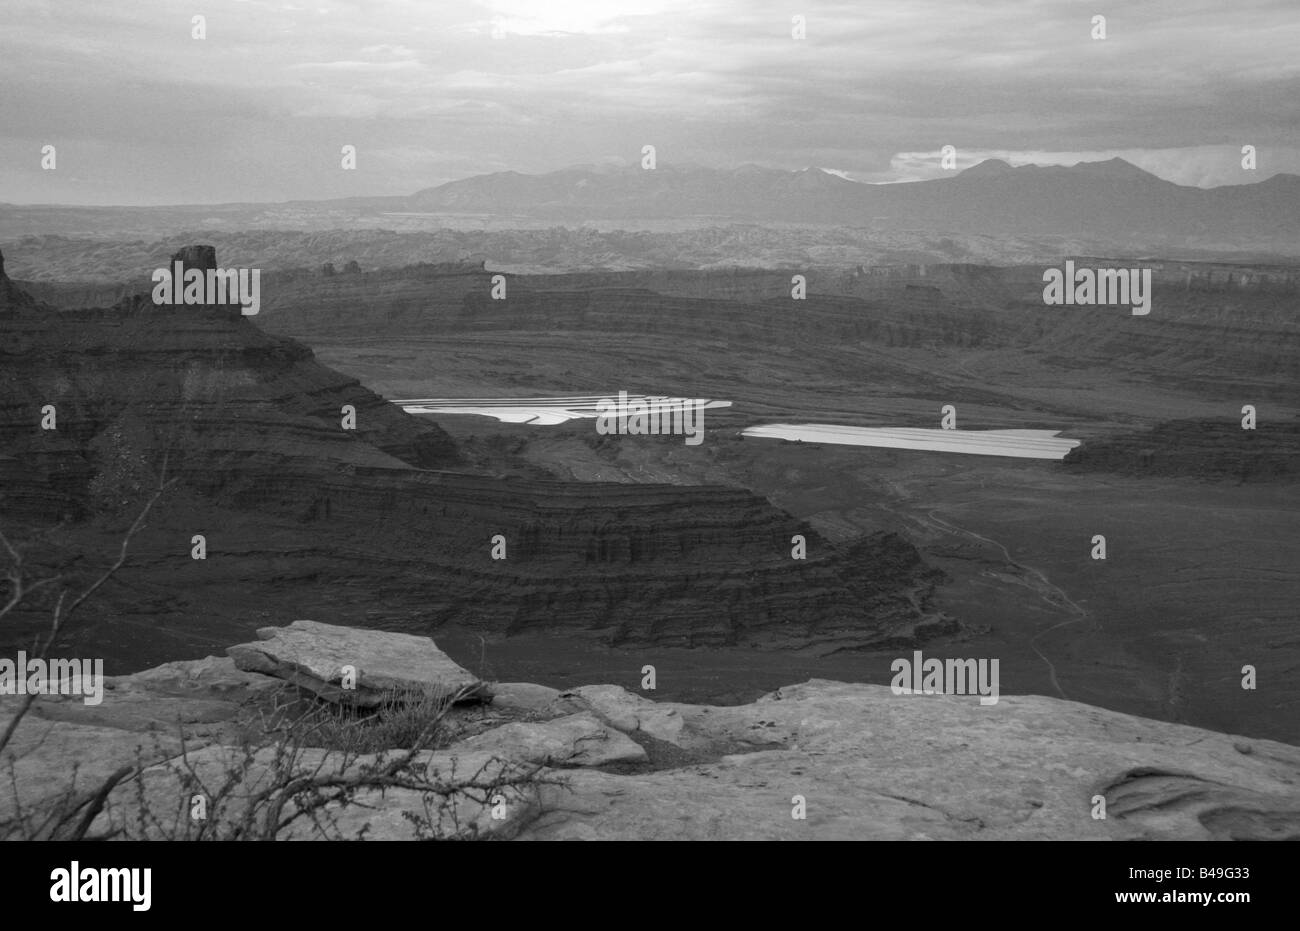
2,159,1298,256
396,158,1300,243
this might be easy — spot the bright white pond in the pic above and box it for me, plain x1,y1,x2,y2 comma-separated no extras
741,425,1081,460
396,395,732,426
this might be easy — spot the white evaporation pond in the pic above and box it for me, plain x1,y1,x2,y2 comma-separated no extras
395,395,732,426
741,425,1081,460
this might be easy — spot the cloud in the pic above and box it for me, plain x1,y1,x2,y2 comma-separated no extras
0,0,1296,203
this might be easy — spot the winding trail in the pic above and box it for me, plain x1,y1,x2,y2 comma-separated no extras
920,508,1089,700
879,477,1089,700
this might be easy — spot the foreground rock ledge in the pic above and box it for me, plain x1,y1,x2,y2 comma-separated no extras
2,622,1298,840
226,619,483,707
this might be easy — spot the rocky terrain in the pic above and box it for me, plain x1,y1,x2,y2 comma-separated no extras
222,260,1300,408
215,256,1295,746
3,621,1297,841
0,247,944,669
22,255,1295,407
12,249,1300,407
2,227,1090,282
1064,419,1300,481
4,243,1297,747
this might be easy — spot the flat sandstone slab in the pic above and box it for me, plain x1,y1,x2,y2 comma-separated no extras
227,620,481,706
454,711,649,767
519,680,1300,840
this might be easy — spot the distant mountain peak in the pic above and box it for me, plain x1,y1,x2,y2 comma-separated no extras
1067,157,1160,180
956,156,1162,183
395,156,1300,243
958,158,1015,177
787,165,851,188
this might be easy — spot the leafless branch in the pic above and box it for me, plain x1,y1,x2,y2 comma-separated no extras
0,472,176,758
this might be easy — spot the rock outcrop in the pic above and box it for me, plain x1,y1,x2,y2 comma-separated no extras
525,680,1300,840
3,623,1297,841
226,620,483,706
457,711,647,767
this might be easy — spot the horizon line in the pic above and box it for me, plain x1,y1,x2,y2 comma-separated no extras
3,157,1294,211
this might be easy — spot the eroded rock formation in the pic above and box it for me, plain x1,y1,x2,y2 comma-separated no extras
0,248,942,662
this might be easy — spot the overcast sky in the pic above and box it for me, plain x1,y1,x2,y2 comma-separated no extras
2,0,1297,205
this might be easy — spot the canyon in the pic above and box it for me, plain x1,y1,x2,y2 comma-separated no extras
3,241,1298,747
0,247,943,677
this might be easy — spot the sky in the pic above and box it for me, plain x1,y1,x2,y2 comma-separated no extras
1,0,1297,205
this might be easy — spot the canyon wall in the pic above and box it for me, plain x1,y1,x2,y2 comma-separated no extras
0,249,941,666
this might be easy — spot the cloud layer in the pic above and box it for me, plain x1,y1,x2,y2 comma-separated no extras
2,0,1296,204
